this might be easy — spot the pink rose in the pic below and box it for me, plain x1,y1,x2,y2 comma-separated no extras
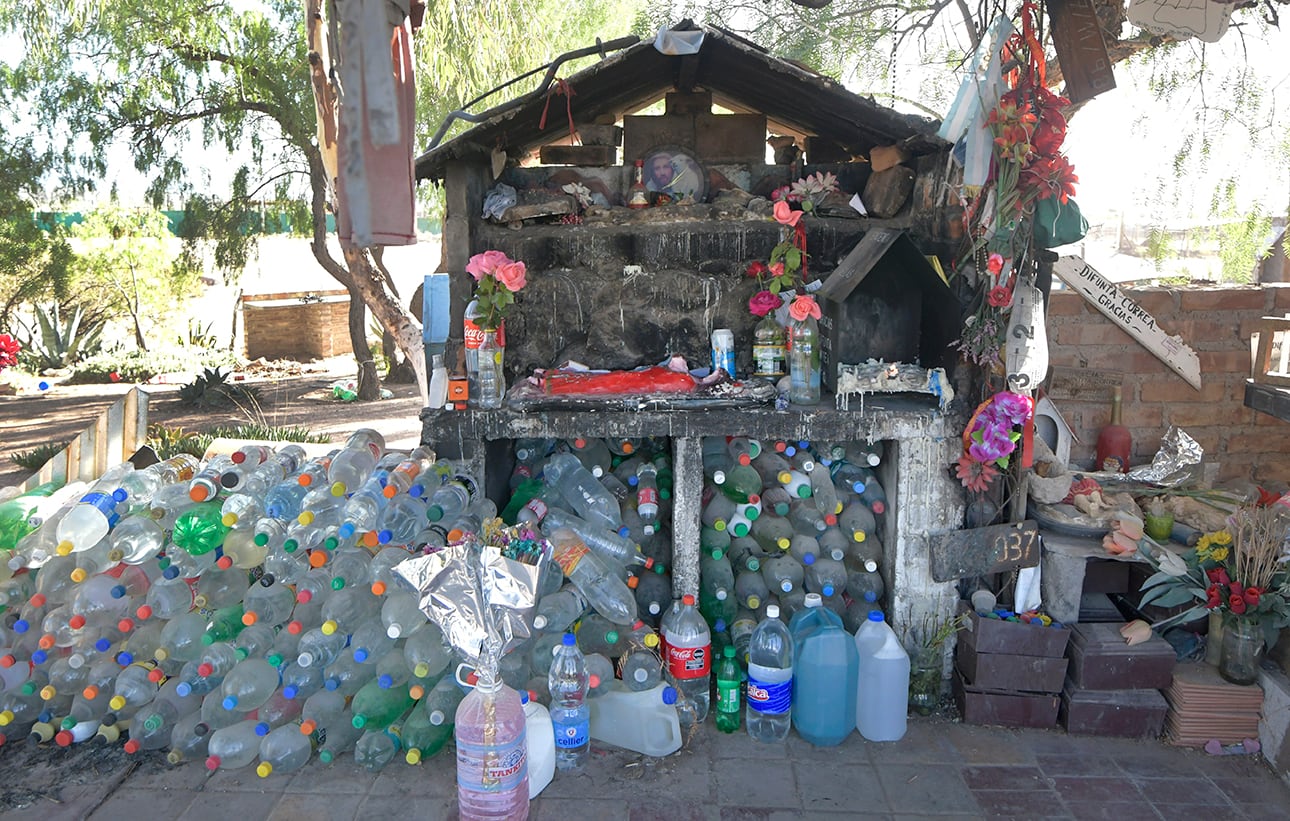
748,290,783,318
495,261,527,292
769,262,786,279
466,250,511,281
773,200,802,227
788,294,822,322
987,253,1005,276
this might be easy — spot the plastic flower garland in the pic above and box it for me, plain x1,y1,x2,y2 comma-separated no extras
466,250,526,330
955,391,1033,491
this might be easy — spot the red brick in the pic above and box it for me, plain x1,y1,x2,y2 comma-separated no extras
1170,318,1241,346
1200,350,1253,373
1123,288,1178,317
1217,457,1256,483
1165,404,1232,428
1121,402,1163,429
1056,323,1132,347
1138,379,1228,404
1254,458,1290,484
1180,288,1267,312
1225,431,1279,454
1046,293,1086,316
1080,348,1166,373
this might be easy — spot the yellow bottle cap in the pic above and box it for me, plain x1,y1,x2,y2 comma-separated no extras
747,596,761,610
854,531,866,543
777,471,792,485
330,482,347,497
298,511,315,526
777,538,790,550
70,568,88,583
321,620,338,636
40,686,56,701
644,633,660,648
56,541,74,557
413,663,430,678
406,749,421,765
154,648,168,662
109,696,126,711
257,762,273,778
0,711,13,726
222,513,238,527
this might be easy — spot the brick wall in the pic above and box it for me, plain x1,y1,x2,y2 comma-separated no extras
1045,283,1290,483
242,290,353,361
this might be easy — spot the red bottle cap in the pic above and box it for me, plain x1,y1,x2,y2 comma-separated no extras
682,594,695,606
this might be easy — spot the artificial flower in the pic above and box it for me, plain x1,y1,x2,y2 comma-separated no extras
968,426,1015,465
466,250,527,329
1208,567,1231,586
773,200,803,227
1021,154,1079,204
769,262,786,279
1230,593,1247,615
1157,550,1190,577
991,392,1033,426
746,260,770,278
0,333,19,372
748,290,783,318
466,249,510,281
987,286,1012,308
1245,587,1263,607
788,294,822,322
955,453,998,492
987,253,1005,275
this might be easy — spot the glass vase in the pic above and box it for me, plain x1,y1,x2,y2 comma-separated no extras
908,646,943,716
1219,614,1264,686
475,328,506,410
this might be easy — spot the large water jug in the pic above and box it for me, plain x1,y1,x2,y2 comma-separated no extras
854,611,910,741
588,681,682,756
521,691,555,799
790,607,857,746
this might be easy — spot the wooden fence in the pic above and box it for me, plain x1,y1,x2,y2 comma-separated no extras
20,388,149,491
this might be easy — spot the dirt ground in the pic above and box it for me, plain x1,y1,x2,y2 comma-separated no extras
0,358,426,490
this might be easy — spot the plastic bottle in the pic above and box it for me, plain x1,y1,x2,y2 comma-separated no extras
547,528,637,626
205,719,264,771
542,508,654,571
660,594,710,726
854,611,909,742
715,645,742,733
542,453,621,532
761,554,803,595
454,666,529,820
734,569,769,611
587,681,682,757
846,556,885,603
746,604,793,742
404,623,452,683
220,658,279,712
54,464,135,555
634,462,660,532
327,429,386,496
350,678,413,730
402,697,453,765
627,568,670,626
791,607,858,746
570,437,612,479
804,554,847,598
547,633,589,771
751,513,793,554
788,314,821,405
256,722,314,777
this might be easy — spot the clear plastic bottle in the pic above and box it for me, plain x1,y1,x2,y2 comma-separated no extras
788,315,821,405
532,585,587,633
746,604,793,742
547,633,590,771
327,429,387,496
219,658,279,712
854,610,909,742
547,528,638,626
570,437,612,479
256,722,314,777
354,724,403,772
541,508,654,571
205,719,264,771
54,464,135,555
542,453,621,532
455,667,529,820
660,594,710,726
752,315,787,379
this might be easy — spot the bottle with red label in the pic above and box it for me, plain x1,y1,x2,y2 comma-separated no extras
660,594,711,726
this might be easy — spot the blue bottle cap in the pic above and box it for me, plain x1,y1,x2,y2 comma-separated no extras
868,611,884,622
95,638,111,652
163,566,180,580
628,476,639,486
408,485,424,498
377,530,393,544
282,685,298,700
13,620,28,633
378,675,392,689
31,650,46,665
520,690,530,705
562,633,576,647
353,648,369,663
338,523,356,539
38,710,52,723
714,619,727,633
802,554,815,566
176,682,192,697
112,489,129,503
661,686,678,705
324,678,339,691
255,722,269,736
111,585,126,599
822,585,834,597
222,696,238,710
864,591,877,603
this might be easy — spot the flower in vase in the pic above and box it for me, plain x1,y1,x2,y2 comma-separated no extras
466,250,527,329
773,199,802,227
749,290,783,318
495,261,527,292
987,253,1005,276
746,260,770,278
788,294,822,322
987,285,1012,308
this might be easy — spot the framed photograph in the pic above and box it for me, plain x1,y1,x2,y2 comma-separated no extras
640,147,707,203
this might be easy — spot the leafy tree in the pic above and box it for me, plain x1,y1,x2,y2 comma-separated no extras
70,204,197,351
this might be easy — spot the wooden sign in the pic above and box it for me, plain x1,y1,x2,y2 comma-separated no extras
930,520,1040,582
1005,282,1048,392
1047,0,1117,104
1051,256,1201,390
1047,365,1123,401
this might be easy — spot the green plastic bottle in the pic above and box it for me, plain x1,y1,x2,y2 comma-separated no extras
715,645,742,733
402,697,454,764
499,477,542,525
204,604,247,644
718,464,763,504
350,679,415,730
172,501,230,555
0,482,59,552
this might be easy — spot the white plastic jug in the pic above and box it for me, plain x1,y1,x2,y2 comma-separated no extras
854,611,910,741
523,693,555,799
588,681,682,756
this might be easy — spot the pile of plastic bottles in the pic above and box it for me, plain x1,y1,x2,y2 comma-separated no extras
0,430,686,788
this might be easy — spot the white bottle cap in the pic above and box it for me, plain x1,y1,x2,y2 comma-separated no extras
765,604,780,619
864,560,879,573
804,593,822,608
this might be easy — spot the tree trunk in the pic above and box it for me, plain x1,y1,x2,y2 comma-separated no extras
344,281,380,401
341,245,427,400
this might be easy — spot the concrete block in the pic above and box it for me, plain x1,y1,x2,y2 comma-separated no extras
576,123,622,146
623,115,696,162
694,113,768,164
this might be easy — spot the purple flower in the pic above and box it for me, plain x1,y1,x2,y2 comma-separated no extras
969,426,1015,464
991,392,1032,426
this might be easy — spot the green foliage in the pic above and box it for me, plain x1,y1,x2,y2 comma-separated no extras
65,346,239,384
177,367,261,408
147,422,329,461
1145,225,1174,272
9,440,68,471
1205,181,1273,284
15,303,104,370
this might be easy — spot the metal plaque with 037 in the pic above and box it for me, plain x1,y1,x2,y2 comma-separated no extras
929,520,1040,582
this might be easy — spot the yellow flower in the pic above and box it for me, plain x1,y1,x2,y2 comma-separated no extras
1208,546,1229,562
1211,530,1232,546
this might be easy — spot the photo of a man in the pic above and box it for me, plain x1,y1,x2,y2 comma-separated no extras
642,149,705,202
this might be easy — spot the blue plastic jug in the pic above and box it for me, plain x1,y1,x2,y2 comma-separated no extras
790,607,858,746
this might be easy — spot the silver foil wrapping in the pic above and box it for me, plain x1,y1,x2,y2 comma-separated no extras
1126,426,1204,487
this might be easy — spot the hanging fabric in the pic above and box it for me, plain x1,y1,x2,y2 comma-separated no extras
937,17,1014,191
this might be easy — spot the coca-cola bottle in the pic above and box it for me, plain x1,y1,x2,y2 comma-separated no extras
660,595,711,726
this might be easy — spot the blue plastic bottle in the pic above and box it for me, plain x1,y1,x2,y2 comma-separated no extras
790,606,857,746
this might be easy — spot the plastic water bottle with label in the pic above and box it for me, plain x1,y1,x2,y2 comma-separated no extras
660,594,710,725
746,604,793,742
547,634,589,771
454,664,529,820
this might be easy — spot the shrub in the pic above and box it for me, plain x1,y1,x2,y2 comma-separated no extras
10,441,69,471
66,347,241,385
148,422,331,461
177,367,260,408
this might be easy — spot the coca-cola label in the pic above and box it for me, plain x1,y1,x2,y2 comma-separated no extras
637,486,658,508
464,318,505,349
523,498,548,522
666,643,710,680
746,671,791,715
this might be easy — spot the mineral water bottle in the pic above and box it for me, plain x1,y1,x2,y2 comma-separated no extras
804,555,847,598
533,585,586,633
55,464,135,555
715,645,742,733
752,513,793,553
788,315,821,405
570,437,612,478
660,594,710,725
542,508,654,571
854,610,909,742
547,528,637,626
627,568,670,626
220,658,280,712
404,623,453,682
746,604,793,742
354,724,403,771
455,666,529,820
547,634,589,771
761,554,803,595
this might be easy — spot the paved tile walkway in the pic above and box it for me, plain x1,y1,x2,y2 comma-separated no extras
1,715,1286,820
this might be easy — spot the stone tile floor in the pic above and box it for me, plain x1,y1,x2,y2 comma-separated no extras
1,715,1286,820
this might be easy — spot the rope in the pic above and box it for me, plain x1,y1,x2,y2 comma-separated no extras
538,79,578,146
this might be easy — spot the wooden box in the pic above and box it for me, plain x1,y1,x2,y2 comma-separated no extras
957,602,1072,659
955,646,1069,694
952,671,1060,729
1066,622,1177,691
1082,559,1131,594
1060,681,1168,738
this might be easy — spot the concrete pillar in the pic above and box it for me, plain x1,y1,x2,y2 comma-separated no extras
670,435,703,600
